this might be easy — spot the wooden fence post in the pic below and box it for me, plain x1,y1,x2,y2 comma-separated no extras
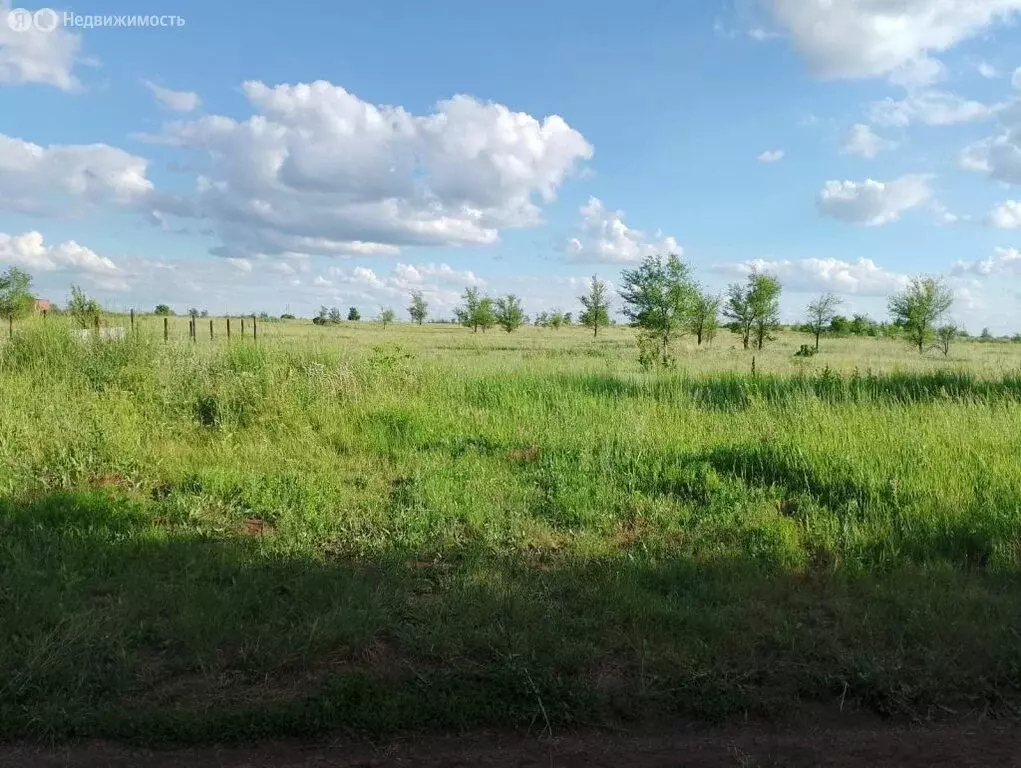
164,317,169,342
751,356,756,377
253,315,258,342
94,315,101,339
42,309,47,323
241,318,245,338
130,308,135,333
209,319,214,340
226,317,231,340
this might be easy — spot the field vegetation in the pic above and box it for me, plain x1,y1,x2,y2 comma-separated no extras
2,306,1021,743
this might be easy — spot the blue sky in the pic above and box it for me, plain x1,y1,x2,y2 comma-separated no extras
2,0,1021,331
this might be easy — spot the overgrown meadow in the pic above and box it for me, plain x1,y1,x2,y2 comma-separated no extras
2,316,1021,743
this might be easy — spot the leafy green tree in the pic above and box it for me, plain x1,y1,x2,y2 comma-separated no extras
749,273,782,350
455,287,495,333
280,313,296,320
980,327,993,342
380,306,396,328
67,286,102,329
154,304,173,316
549,310,566,330
888,276,954,353
579,274,610,337
408,291,428,325
347,307,361,322
494,294,526,333
935,325,956,357
691,290,721,346
619,253,699,367
534,311,549,328
0,267,34,335
188,308,199,319
805,292,842,351
563,312,572,325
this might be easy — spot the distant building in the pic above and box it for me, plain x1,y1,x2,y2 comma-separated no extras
33,299,52,313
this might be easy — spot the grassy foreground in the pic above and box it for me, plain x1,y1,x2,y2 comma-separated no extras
1,318,1021,743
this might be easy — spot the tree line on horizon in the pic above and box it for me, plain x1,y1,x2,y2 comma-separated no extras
2,258,1015,359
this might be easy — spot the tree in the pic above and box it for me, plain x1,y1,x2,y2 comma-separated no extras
723,283,754,350
888,276,954,353
200,310,210,318
280,313,296,320
494,294,526,333
805,292,843,351
749,273,783,350
347,307,361,322
980,327,993,342
154,304,173,316
188,308,199,319
534,311,549,328
935,325,956,357
455,287,495,333
578,274,610,337
549,310,565,330
723,272,782,350
67,286,102,329
691,290,721,346
380,306,396,328
408,291,428,325
619,253,699,367
0,267,34,335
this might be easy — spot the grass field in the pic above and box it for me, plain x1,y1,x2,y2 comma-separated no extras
2,316,1021,744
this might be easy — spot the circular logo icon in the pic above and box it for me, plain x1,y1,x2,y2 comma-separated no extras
6,7,33,32
33,7,58,32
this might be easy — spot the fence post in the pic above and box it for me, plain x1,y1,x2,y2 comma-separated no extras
253,315,258,342
226,317,231,340
164,317,169,342
751,356,756,377
209,319,214,341
94,314,101,340
241,318,245,338
130,308,135,333
42,309,47,323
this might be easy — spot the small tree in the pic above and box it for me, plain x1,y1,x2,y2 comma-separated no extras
619,253,699,367
494,294,526,333
188,308,199,319
549,310,565,330
154,304,173,316
200,309,209,318
935,325,956,357
347,307,361,322
67,285,102,329
0,267,34,335
579,274,610,337
805,292,843,351
980,327,993,342
691,290,721,346
534,311,549,328
380,306,396,328
408,291,428,325
723,283,754,349
455,287,495,333
749,273,782,350
888,276,954,353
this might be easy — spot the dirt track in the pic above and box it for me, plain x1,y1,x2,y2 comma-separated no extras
4,719,1021,768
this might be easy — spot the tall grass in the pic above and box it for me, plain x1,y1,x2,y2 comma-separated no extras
1,321,1020,742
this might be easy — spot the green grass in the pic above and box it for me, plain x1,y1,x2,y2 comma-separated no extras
1,317,1021,743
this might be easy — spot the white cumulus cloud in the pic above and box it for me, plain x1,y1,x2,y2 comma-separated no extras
768,0,1021,83
987,200,1021,228
564,197,681,264
817,174,933,226
868,90,997,127
952,247,1021,277
758,149,785,163
140,80,593,260
0,2,87,90
0,230,119,275
714,256,909,296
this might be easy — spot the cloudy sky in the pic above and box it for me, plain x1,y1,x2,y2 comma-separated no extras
2,0,1021,331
